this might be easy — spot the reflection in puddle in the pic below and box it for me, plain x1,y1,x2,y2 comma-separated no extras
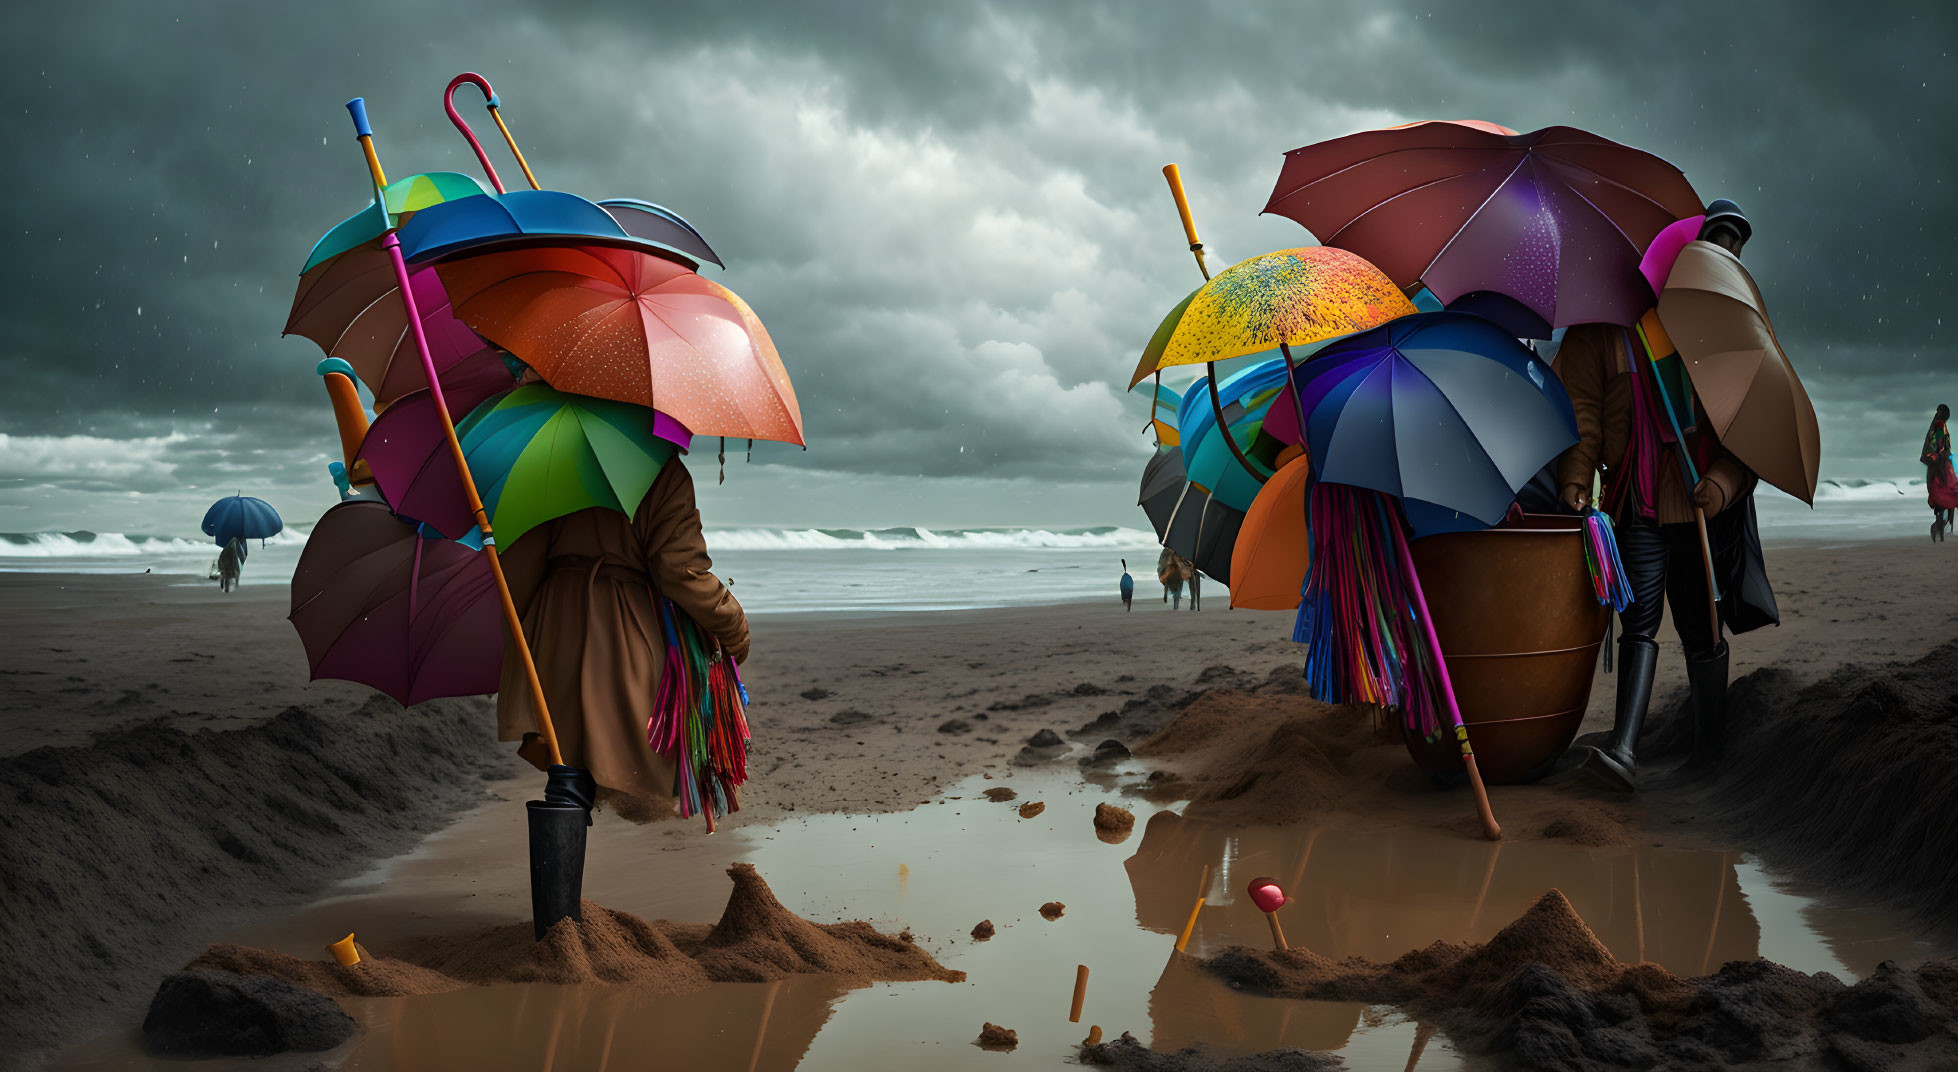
48,771,1940,1072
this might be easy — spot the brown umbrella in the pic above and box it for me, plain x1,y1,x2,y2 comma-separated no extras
1657,241,1821,504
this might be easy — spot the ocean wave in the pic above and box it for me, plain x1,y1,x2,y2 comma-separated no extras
702,526,1162,551
0,528,309,558
1811,479,1926,501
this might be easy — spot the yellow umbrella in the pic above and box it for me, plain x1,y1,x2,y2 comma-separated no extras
1128,247,1415,388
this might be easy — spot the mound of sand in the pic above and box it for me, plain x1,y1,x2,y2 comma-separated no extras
0,698,509,1059
1080,1030,1339,1071
173,864,960,1007
1094,803,1136,843
975,1022,1019,1050
1641,639,1958,933
1132,687,1376,825
1200,890,1958,1071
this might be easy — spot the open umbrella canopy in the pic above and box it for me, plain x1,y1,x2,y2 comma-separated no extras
396,189,696,265
1176,358,1290,511
1229,454,1313,611
1276,311,1578,536
1639,214,1706,297
300,171,496,274
1264,122,1703,329
436,244,804,445
447,384,683,550
1130,247,1415,388
1139,448,1241,585
201,495,283,546
597,199,723,269
1657,240,1821,504
288,500,502,706
286,250,501,409
1145,380,1184,447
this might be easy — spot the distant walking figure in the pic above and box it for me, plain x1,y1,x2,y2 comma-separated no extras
1925,403,1957,542
1188,569,1202,612
1119,559,1135,611
216,537,245,592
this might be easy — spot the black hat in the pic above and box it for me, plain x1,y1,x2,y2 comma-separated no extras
1701,199,1751,243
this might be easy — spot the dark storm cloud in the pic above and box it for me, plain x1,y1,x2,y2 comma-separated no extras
2,0,1953,525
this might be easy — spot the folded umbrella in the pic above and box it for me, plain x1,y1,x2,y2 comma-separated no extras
436,244,803,445
1265,122,1703,329
289,500,502,706
1273,311,1578,536
1656,240,1821,504
201,495,283,546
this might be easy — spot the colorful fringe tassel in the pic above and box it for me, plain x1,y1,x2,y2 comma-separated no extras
647,591,752,832
1581,508,1634,612
1294,483,1447,742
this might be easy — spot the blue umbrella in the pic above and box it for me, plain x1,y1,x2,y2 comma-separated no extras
396,190,700,265
201,496,284,547
1288,311,1577,536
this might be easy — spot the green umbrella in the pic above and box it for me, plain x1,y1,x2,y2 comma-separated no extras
456,384,681,550
301,170,495,273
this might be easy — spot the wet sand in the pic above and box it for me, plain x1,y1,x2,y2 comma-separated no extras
5,536,1958,1069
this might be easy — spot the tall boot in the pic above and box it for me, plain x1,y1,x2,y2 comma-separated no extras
1574,635,1658,792
1686,641,1729,767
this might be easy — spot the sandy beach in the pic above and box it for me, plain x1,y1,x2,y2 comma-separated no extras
4,535,1957,1070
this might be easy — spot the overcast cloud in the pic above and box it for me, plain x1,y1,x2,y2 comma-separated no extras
2,1,1952,534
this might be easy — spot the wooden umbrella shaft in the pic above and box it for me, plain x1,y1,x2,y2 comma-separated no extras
1632,321,1723,639
1387,500,1500,841
379,233,564,766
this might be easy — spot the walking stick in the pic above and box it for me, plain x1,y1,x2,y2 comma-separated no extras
1632,321,1723,644
342,98,564,766
1161,164,1266,486
1386,497,1500,841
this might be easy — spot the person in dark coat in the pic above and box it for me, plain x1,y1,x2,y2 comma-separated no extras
1120,559,1135,611
1556,199,1777,790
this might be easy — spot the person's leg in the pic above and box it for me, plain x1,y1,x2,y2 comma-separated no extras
1573,518,1665,790
1663,524,1729,765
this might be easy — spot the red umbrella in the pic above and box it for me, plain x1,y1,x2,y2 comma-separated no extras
1264,121,1703,328
435,244,804,446
288,501,503,706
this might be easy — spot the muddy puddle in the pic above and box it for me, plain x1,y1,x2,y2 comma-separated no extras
50,767,1942,1071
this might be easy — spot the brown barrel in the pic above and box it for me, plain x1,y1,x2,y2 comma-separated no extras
1402,515,1608,783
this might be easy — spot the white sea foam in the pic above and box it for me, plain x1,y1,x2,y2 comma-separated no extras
700,526,1163,552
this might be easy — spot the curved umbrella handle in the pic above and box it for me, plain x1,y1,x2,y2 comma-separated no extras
445,74,507,193
446,73,541,192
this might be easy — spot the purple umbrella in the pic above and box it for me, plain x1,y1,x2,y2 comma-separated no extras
1264,122,1703,329
1269,312,1577,536
288,501,503,705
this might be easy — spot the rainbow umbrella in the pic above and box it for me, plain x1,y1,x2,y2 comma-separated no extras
445,385,683,551
300,171,496,273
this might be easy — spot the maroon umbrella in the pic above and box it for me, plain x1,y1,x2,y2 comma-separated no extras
356,351,518,542
1264,121,1702,328
289,501,503,705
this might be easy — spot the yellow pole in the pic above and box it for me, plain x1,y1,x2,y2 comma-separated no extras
1160,164,1264,485
488,106,540,191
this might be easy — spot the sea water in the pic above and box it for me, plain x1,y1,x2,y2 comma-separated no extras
0,480,1937,614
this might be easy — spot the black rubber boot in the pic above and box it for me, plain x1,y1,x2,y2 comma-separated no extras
1686,641,1729,767
527,800,588,940
1574,636,1658,792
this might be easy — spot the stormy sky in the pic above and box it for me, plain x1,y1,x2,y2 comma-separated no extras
2,1,1952,536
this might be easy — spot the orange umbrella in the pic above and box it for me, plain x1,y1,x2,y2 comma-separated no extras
1229,453,1313,610
435,244,805,446
1656,241,1820,504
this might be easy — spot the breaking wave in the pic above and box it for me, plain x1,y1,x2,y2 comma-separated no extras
0,528,308,558
701,526,1162,552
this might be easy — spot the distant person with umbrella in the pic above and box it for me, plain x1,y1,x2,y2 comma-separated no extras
1923,404,1957,541
216,538,245,592
202,495,281,594
1120,559,1135,611
1558,200,1783,789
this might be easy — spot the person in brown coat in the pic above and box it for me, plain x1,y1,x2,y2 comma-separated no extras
1557,201,1757,790
494,459,749,815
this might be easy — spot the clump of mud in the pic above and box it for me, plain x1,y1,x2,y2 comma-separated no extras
972,920,995,941
174,864,961,1005
983,786,1018,802
1019,800,1046,819
1133,686,1374,825
1199,890,1958,1071
1094,802,1136,843
1080,1030,1339,1070
1040,901,1067,920
976,1022,1019,1050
